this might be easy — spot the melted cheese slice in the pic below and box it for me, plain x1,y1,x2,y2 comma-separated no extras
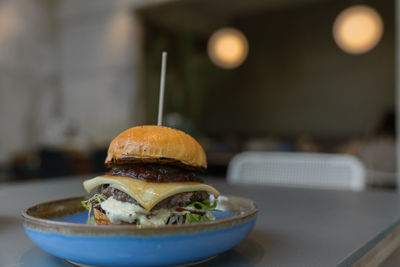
83,175,220,211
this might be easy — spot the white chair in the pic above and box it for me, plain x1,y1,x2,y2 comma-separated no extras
226,151,366,191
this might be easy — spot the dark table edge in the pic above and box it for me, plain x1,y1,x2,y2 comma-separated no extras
338,218,400,267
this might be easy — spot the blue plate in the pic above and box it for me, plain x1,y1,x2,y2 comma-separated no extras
22,195,258,267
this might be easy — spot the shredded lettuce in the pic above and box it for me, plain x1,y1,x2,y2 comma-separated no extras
186,213,212,223
187,199,221,212
86,216,95,224
184,199,221,224
81,193,220,225
81,193,107,210
81,193,106,224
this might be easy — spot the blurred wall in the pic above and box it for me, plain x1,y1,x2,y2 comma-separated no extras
0,0,143,164
203,0,394,139
58,0,142,149
0,0,58,162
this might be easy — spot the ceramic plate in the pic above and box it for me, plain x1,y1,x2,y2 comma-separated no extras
22,195,258,267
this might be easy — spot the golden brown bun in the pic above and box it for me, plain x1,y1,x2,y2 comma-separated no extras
93,208,112,225
105,125,207,169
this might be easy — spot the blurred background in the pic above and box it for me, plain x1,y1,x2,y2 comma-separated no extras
0,0,396,188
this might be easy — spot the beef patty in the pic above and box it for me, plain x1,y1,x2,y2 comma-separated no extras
100,185,209,211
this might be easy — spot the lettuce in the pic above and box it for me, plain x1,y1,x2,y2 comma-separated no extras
81,194,220,225
186,213,215,223
184,199,221,224
81,193,106,224
188,199,221,212
86,216,95,224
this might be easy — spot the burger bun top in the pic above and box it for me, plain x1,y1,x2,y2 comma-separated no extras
105,125,207,169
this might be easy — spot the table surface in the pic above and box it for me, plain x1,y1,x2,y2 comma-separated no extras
2,176,400,267
382,245,400,266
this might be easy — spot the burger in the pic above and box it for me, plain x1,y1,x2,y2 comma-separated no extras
81,125,220,226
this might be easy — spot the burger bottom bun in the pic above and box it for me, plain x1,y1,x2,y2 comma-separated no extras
93,208,113,225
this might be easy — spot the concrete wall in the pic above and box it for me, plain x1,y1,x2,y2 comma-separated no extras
0,0,143,163
57,0,142,149
0,0,58,162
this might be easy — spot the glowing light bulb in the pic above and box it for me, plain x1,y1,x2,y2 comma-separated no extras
208,28,249,69
333,5,383,54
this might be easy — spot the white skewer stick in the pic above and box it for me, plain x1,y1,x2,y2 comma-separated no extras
157,52,167,126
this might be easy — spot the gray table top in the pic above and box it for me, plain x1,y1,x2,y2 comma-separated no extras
1,176,400,267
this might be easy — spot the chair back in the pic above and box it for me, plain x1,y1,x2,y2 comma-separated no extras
227,152,366,190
